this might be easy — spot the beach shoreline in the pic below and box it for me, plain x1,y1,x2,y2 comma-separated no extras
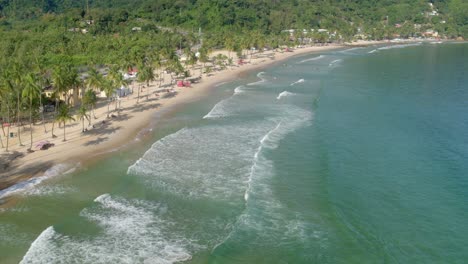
0,44,349,203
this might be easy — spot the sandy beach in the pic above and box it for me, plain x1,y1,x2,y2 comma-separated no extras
0,44,345,200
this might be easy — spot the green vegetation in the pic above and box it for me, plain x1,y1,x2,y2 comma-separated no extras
0,0,466,153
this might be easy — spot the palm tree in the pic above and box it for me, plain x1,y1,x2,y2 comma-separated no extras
225,36,235,67
102,78,116,118
22,73,41,152
11,63,25,146
108,65,127,110
51,66,70,138
136,63,145,104
34,57,48,134
150,52,163,86
85,66,103,119
139,64,155,100
55,104,75,142
77,105,89,133
67,68,82,107
198,46,210,76
0,72,14,152
82,89,97,126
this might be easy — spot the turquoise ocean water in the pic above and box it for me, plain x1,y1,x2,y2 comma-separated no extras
0,42,467,263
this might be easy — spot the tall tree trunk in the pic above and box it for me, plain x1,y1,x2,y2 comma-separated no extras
6,105,10,152
136,84,141,104
82,118,85,132
159,69,163,86
16,94,23,146
63,121,66,141
146,81,150,100
51,99,58,138
107,98,111,118
88,108,93,126
29,99,33,151
6,125,10,152
40,95,47,133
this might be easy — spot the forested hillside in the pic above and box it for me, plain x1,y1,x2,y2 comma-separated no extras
0,0,466,156
0,0,467,38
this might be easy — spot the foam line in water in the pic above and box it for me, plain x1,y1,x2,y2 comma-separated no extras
213,107,318,253
329,59,343,67
233,85,245,95
244,122,282,202
21,194,197,264
0,223,30,246
203,86,247,119
277,91,296,100
0,163,76,200
127,122,275,203
203,97,233,119
298,55,325,64
371,42,423,53
215,81,228,87
21,185,77,197
247,72,267,86
290,79,305,86
341,47,363,52
203,85,247,119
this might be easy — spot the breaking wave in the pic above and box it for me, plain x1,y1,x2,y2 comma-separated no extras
290,79,305,86
247,72,268,86
0,163,77,200
277,91,296,100
369,42,423,53
20,194,198,264
329,59,343,67
298,55,325,64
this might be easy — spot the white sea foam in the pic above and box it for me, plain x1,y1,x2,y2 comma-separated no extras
21,185,76,197
372,42,422,53
290,79,305,86
339,47,363,54
0,163,76,200
247,72,267,86
215,81,228,87
244,122,282,202
234,85,245,95
0,223,30,246
128,122,272,204
203,97,235,119
298,55,325,64
277,91,296,100
21,194,197,264
203,86,246,119
214,106,315,251
203,86,252,119
329,59,343,67
368,49,378,54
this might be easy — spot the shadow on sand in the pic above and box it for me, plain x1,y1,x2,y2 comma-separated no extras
83,136,109,146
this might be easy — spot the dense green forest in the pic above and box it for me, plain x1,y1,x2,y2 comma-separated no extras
0,0,467,37
0,0,466,151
